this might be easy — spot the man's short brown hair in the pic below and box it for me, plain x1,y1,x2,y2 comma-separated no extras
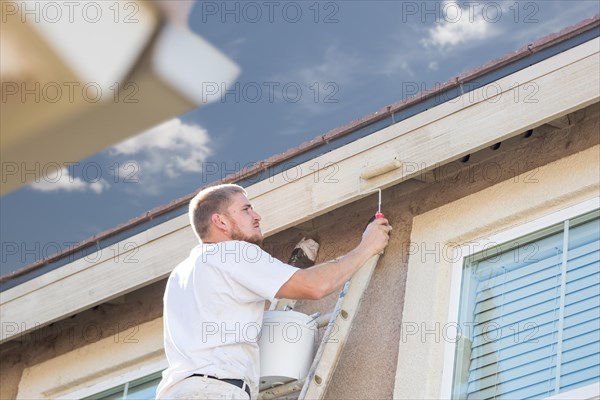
189,184,246,241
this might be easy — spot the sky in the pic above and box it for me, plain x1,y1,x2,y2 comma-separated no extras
1,0,599,277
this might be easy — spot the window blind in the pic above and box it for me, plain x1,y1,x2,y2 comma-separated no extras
454,213,599,400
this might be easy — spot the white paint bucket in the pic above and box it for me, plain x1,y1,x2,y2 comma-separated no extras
259,310,318,390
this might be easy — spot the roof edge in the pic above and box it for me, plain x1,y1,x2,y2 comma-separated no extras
2,14,599,285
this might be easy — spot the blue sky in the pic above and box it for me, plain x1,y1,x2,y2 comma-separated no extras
1,0,599,276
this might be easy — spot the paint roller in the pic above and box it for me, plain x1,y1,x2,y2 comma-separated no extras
360,157,402,180
361,157,402,222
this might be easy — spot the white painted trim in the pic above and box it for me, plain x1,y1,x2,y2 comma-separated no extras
555,220,570,392
2,37,598,344
249,39,599,199
1,213,190,304
543,383,600,400
439,197,599,399
440,244,467,398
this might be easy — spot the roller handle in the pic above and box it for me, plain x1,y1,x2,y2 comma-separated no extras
365,212,385,229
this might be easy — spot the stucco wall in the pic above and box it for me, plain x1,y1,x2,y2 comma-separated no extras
1,104,597,399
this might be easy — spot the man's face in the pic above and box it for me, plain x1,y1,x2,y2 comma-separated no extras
224,192,263,245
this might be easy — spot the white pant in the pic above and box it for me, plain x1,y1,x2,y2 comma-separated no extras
158,376,251,400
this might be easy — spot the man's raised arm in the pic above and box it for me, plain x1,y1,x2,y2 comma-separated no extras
275,218,392,300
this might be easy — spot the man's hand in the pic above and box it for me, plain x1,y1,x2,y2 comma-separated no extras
359,218,392,257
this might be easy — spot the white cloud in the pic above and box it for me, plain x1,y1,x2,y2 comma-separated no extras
377,55,414,77
30,168,110,194
109,118,212,194
428,61,439,71
295,45,362,85
421,0,501,50
268,44,363,116
223,37,248,60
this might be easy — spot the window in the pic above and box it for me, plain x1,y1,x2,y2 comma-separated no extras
450,208,599,399
84,371,162,400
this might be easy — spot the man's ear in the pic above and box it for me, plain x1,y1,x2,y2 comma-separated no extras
211,213,227,231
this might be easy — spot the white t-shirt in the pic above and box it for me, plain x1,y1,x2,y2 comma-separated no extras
156,241,299,399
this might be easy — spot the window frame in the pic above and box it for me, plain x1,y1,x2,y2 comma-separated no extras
84,370,163,400
440,197,600,399
61,357,166,399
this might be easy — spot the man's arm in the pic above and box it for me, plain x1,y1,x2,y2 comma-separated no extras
275,218,392,300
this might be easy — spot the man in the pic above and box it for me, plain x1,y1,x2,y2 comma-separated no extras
156,184,391,399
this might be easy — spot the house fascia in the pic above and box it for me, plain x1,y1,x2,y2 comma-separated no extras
1,34,598,344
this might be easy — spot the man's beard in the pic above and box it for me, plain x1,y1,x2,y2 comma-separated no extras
230,221,263,246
